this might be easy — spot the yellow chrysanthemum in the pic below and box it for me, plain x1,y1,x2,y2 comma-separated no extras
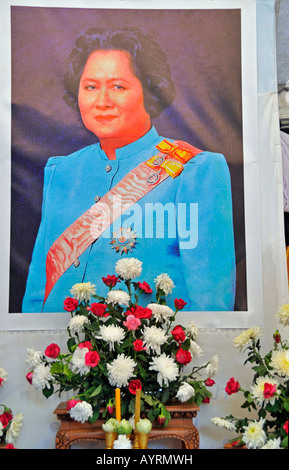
270,349,289,378
276,304,289,327
233,327,262,350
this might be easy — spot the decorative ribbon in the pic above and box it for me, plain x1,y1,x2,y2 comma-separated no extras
43,139,202,306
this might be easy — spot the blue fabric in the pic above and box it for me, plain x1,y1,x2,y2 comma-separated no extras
22,126,236,313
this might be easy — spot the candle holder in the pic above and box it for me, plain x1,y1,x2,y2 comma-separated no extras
136,432,149,449
104,431,117,449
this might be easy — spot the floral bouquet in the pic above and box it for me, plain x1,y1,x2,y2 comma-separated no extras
0,368,24,449
211,306,289,449
26,258,218,426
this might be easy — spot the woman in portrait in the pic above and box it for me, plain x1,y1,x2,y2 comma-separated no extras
22,27,236,313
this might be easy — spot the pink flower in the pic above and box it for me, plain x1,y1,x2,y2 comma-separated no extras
45,343,60,359
102,275,120,287
205,378,215,387
67,399,81,411
85,350,100,368
0,411,13,428
78,341,93,350
0,378,4,387
157,414,166,426
263,382,277,399
63,297,79,312
107,404,115,415
26,372,33,384
225,377,240,395
123,315,141,331
175,348,192,365
283,421,289,434
133,339,147,351
137,281,153,293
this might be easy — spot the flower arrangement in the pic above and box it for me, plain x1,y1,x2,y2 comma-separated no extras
26,258,218,428
211,306,289,449
0,368,24,449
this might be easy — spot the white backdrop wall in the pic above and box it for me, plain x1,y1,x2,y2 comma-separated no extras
0,0,288,450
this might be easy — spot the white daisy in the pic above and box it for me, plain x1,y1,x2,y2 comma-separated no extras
176,382,195,403
5,414,24,445
115,258,142,280
147,303,174,323
70,282,96,302
106,290,131,307
68,315,90,336
154,273,175,295
149,353,179,387
95,324,125,351
142,325,168,354
107,354,137,388
25,348,43,371
69,401,93,423
242,418,267,449
71,347,90,376
32,363,52,390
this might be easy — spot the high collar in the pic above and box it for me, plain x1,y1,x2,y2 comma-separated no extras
98,126,160,161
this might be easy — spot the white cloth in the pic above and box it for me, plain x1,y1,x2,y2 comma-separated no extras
281,131,289,212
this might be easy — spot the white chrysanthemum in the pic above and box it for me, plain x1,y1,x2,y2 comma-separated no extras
261,438,281,449
5,414,24,445
276,304,289,327
142,325,168,354
186,321,199,339
251,376,280,406
95,324,125,351
233,327,262,350
149,353,179,387
69,401,93,423
154,273,175,295
147,303,174,323
189,340,203,360
176,382,195,403
70,282,96,302
25,348,43,371
68,315,90,336
107,354,137,388
242,418,267,449
115,258,142,280
0,422,3,438
71,347,90,376
113,434,132,449
32,363,52,390
211,417,236,432
270,349,289,378
205,355,219,378
106,290,130,307
0,367,8,385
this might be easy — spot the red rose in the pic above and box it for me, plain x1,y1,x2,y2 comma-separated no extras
0,378,4,386
107,404,115,415
63,297,79,312
137,281,153,294
87,302,108,317
45,343,60,359
205,378,215,387
128,379,142,394
67,399,81,411
273,330,281,343
157,414,166,426
202,397,210,404
0,411,13,428
174,298,187,310
26,372,33,384
171,325,186,343
263,382,277,399
176,348,192,365
5,444,16,449
78,341,93,350
283,420,289,434
85,350,100,368
133,339,147,351
102,275,120,287
125,305,152,319
225,377,240,395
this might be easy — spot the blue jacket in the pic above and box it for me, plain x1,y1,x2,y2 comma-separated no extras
22,126,236,312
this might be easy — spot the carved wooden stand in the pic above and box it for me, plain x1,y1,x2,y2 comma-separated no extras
54,401,200,449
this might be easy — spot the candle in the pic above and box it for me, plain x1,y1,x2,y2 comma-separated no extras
135,388,141,425
115,388,121,421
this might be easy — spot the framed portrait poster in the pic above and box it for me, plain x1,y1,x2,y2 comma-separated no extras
0,0,265,329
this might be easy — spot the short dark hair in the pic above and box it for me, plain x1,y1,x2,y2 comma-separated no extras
63,27,175,119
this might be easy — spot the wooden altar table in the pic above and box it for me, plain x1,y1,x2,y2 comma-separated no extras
54,401,200,449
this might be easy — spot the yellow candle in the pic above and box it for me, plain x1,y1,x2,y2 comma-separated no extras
115,388,121,421
135,388,141,425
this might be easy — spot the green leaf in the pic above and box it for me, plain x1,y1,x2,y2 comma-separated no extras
90,384,102,397
42,384,54,398
67,337,76,353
